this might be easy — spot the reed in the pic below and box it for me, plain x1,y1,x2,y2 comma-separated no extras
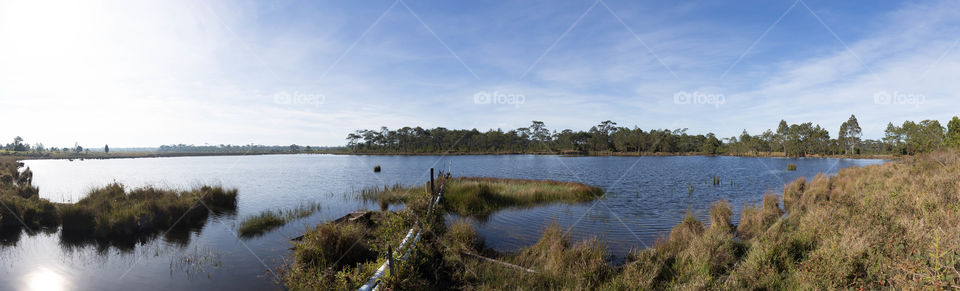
238,202,321,238
443,177,601,216
60,183,238,240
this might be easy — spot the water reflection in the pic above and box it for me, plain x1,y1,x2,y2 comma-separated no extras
24,267,70,291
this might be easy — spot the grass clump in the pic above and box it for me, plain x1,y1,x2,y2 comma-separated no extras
359,184,426,210
441,222,612,290
443,177,600,217
238,202,321,238
282,209,427,290
0,157,59,231
787,163,798,171
283,178,441,290
358,177,601,217
60,183,238,240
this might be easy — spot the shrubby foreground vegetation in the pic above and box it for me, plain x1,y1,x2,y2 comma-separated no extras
347,115,960,157
286,149,960,290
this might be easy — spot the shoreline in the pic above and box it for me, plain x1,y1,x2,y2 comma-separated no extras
325,150,897,160
3,150,897,162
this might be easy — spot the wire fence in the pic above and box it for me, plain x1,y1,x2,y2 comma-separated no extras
358,169,445,291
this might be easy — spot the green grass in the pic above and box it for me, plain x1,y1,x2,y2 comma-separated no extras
59,183,238,240
787,163,798,171
238,202,321,238
0,157,59,231
358,178,600,217
442,177,601,217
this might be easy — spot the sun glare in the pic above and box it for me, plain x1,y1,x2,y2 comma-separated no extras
24,267,69,291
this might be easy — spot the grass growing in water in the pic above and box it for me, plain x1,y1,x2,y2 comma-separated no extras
443,177,600,217
238,202,321,238
358,177,600,217
787,163,798,171
59,183,237,240
0,157,60,231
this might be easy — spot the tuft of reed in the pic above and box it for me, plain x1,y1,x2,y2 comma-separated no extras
373,165,381,172
59,183,238,240
787,164,797,171
442,177,601,217
0,158,59,230
238,202,321,238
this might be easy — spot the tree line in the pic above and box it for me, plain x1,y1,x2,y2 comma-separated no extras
346,115,960,157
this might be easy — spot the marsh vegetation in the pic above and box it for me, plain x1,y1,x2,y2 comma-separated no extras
1,156,238,247
359,177,601,217
237,202,321,238
286,149,960,290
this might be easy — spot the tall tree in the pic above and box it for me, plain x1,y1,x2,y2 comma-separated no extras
947,116,960,148
776,120,789,153
843,115,862,154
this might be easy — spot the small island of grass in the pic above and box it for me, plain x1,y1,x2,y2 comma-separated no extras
360,177,601,217
237,202,321,238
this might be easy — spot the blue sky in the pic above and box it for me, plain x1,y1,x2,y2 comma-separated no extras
1,0,958,147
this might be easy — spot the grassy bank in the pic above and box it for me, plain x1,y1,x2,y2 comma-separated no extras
359,177,601,217
0,157,59,231
607,149,959,289
286,150,959,290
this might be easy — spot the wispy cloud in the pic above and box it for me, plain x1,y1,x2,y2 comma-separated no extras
0,0,957,146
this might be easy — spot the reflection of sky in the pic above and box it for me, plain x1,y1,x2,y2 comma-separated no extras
25,267,69,291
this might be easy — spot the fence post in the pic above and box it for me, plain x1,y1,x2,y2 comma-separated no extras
430,168,435,194
388,245,394,282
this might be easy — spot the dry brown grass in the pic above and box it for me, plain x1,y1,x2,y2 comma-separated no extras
619,148,960,289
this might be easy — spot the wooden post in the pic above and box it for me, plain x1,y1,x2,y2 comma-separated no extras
388,245,394,276
430,168,435,194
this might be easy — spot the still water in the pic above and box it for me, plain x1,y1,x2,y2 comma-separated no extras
3,154,884,290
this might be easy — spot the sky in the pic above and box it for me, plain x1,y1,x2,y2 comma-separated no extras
0,0,958,147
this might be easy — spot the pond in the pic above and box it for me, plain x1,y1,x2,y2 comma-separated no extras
3,154,884,290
